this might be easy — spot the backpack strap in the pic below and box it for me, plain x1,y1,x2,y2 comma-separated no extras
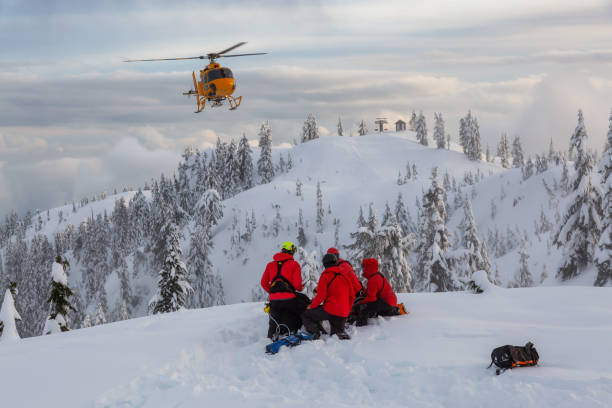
326,271,350,291
373,272,388,297
270,260,295,293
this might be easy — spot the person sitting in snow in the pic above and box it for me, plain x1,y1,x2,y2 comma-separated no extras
261,241,305,340
302,253,353,340
326,247,363,297
355,258,402,326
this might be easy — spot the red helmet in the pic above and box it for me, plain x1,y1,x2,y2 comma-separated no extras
327,247,340,256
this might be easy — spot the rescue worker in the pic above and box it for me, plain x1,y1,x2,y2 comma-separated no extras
302,253,353,340
261,241,304,340
356,258,400,326
326,247,363,296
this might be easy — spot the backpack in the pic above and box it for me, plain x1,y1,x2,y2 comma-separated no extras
488,342,539,374
269,260,295,294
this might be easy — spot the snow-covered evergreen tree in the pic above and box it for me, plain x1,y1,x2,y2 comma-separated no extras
43,257,75,334
554,114,603,281
434,112,446,149
516,241,533,287
522,157,534,180
497,133,511,168
337,117,343,136
297,247,319,297
257,121,275,184
459,111,481,161
188,189,224,308
456,201,491,284
358,120,368,136
415,168,457,292
0,287,21,341
297,208,307,247
409,110,417,131
150,223,193,314
95,302,107,325
380,214,414,293
301,113,320,142
82,314,92,328
512,136,525,168
316,181,324,233
236,133,254,189
595,108,612,286
415,111,428,146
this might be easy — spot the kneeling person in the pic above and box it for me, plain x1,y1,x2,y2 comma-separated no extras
356,258,400,326
302,253,354,340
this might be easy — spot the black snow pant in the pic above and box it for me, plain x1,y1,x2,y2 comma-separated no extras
267,297,305,340
355,299,398,326
302,306,348,339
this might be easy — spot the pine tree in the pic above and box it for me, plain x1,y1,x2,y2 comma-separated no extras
297,209,307,247
0,286,21,341
95,302,107,325
485,145,491,163
316,181,324,233
297,247,319,297
120,301,129,321
358,120,368,136
380,214,414,293
295,179,303,198
409,110,417,131
337,117,343,136
516,241,533,287
554,149,603,280
434,112,446,149
497,133,511,168
188,190,224,308
82,314,92,328
43,257,75,334
522,157,534,180
456,201,491,284
301,113,320,142
595,108,612,286
257,121,275,184
415,111,428,146
236,133,254,189
415,168,457,292
150,223,193,313
512,136,525,167
467,116,482,161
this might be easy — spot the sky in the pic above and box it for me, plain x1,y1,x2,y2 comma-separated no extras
1,0,612,217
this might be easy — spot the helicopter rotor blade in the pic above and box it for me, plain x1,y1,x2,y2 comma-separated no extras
220,53,268,58
124,56,205,62
216,42,247,56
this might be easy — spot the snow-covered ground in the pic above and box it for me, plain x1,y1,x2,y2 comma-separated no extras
2,283,611,407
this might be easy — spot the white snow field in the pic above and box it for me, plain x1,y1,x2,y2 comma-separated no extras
2,284,611,407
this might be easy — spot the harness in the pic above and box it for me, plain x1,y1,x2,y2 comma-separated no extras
269,260,295,294
326,270,350,291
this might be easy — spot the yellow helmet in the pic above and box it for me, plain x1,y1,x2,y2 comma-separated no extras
281,241,297,253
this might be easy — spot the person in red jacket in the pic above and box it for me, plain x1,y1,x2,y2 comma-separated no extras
356,258,400,326
327,247,363,296
261,241,305,340
302,253,353,340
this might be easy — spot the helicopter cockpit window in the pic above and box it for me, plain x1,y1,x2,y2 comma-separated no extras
207,69,233,82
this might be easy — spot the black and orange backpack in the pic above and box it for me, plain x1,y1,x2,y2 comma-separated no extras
488,342,539,375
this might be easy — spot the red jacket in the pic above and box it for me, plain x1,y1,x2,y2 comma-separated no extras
337,259,363,295
309,265,354,317
261,252,303,300
361,258,397,307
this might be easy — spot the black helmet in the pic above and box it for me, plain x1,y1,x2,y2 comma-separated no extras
322,253,338,268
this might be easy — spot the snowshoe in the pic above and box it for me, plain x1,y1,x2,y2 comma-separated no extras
265,331,315,354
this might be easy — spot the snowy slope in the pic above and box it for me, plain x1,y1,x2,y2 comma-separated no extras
2,284,611,407
3,130,603,327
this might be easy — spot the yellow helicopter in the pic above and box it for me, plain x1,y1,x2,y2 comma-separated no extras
125,42,266,113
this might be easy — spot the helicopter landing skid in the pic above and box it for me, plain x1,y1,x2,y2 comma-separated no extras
227,95,242,110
